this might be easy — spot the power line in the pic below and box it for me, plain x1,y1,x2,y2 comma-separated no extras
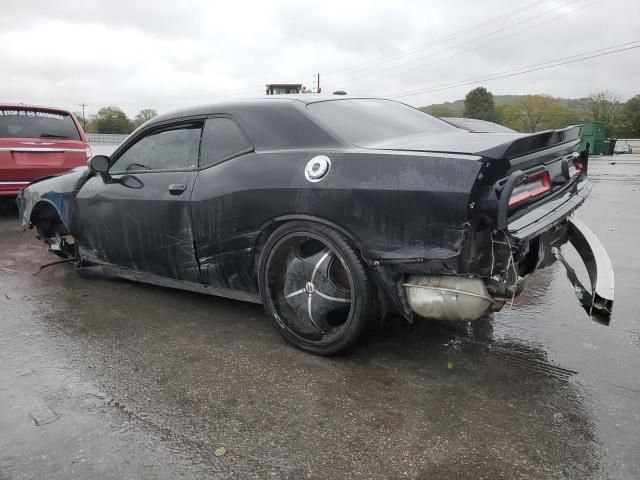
325,0,585,88
388,41,640,98
393,41,639,96
132,0,555,105
329,0,600,91
68,1,629,109
396,41,638,94
320,0,549,79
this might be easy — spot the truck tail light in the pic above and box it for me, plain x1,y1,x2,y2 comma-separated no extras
85,145,92,159
508,170,551,207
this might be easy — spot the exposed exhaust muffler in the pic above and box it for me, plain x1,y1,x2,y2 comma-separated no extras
404,275,498,321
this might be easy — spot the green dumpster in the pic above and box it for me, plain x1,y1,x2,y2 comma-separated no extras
576,121,607,155
592,140,604,155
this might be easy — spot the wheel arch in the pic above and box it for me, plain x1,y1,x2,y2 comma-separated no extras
253,214,373,274
29,199,69,237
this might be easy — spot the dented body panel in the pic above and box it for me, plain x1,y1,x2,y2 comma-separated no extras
16,96,614,322
17,166,90,231
189,149,481,292
75,172,200,282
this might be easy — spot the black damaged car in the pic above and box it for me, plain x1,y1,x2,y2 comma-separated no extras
17,96,614,355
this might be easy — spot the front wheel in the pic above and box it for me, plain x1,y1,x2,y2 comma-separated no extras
258,222,380,355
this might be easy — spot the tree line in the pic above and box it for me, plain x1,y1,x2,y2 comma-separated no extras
81,90,640,138
74,107,158,134
424,87,640,137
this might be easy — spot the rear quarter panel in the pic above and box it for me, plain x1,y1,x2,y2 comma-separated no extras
190,149,482,292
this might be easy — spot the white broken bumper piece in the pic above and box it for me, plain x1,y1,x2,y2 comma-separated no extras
554,217,615,323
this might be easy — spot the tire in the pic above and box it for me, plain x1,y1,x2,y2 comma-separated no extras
258,221,379,356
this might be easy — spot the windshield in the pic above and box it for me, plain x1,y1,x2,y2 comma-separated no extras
0,107,81,140
307,99,456,145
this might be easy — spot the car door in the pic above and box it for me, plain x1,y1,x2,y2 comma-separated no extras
190,116,255,289
75,121,203,283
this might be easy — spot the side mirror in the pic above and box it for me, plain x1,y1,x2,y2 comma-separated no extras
88,155,110,174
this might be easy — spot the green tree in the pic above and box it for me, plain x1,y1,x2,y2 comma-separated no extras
73,111,97,133
134,108,159,128
463,87,496,121
586,91,622,136
622,94,640,137
586,91,620,123
495,104,507,125
420,105,457,117
95,106,132,134
503,95,572,132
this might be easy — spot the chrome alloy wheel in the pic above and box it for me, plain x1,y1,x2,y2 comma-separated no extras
265,234,354,344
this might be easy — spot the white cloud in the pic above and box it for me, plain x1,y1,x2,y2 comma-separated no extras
1,0,638,117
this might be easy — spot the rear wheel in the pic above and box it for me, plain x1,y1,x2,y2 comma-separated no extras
259,222,379,355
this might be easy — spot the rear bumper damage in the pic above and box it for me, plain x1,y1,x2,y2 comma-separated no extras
401,217,614,322
555,218,615,321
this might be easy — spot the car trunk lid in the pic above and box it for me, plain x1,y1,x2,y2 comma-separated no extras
359,130,525,158
359,125,582,162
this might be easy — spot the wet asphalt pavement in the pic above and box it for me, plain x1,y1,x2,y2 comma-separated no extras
1,155,639,479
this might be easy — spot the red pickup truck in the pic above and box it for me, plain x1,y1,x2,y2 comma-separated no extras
0,104,91,196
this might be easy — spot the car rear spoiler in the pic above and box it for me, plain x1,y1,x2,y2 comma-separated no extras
477,125,583,161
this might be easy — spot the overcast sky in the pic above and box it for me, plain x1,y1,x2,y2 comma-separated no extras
2,0,639,117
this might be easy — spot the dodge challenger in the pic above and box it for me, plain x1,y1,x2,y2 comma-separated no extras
16,96,614,355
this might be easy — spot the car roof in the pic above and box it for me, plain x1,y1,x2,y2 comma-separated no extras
0,103,74,114
137,95,430,152
135,95,394,152
147,95,388,124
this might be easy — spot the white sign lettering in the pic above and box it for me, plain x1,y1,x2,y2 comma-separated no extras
0,109,64,120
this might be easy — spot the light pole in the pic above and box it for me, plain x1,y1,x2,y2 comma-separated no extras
78,103,87,130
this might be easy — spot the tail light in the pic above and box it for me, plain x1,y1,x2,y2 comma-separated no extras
508,170,551,207
85,145,92,159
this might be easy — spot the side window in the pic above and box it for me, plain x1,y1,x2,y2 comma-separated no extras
200,118,253,168
110,125,202,173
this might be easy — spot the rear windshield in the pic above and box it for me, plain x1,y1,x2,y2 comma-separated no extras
0,107,81,140
307,99,455,144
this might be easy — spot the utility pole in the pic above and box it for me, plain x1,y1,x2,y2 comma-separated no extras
78,103,87,130
316,73,321,94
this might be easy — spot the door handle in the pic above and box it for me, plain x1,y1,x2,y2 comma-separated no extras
168,183,187,195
